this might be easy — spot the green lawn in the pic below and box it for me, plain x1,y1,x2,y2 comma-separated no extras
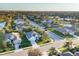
37,38,51,45
48,28,74,38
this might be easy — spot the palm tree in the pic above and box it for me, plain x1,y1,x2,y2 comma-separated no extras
64,38,73,49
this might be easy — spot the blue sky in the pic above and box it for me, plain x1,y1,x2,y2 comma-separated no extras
0,3,79,11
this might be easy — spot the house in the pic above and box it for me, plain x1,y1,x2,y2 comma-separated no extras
14,18,25,31
42,19,53,24
14,19,24,25
61,52,73,56
42,19,53,28
26,31,40,42
74,52,79,56
64,26,76,35
5,32,22,50
5,32,16,47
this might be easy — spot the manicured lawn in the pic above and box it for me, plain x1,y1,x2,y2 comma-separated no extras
48,28,74,38
59,47,68,53
37,38,51,45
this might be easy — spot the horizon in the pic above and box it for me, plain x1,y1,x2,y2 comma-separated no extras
0,3,79,11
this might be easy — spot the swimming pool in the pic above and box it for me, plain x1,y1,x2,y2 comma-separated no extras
0,22,6,29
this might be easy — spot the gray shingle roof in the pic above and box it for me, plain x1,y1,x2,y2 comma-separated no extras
74,52,79,56
61,52,73,56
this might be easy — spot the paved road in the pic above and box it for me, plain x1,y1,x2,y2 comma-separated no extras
47,31,63,40
2,39,79,56
1,40,66,56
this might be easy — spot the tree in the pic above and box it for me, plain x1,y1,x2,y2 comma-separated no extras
28,48,42,56
41,31,50,43
64,38,73,49
48,47,58,56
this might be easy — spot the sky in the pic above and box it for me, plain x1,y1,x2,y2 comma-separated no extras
0,3,79,11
